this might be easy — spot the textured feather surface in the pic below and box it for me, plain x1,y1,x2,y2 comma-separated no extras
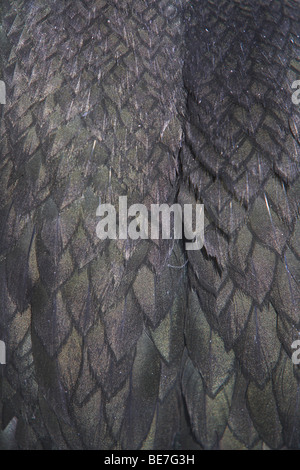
0,0,188,449
181,0,300,449
0,0,300,450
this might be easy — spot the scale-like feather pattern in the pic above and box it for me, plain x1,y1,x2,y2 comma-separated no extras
0,0,188,449
181,0,300,449
0,0,300,450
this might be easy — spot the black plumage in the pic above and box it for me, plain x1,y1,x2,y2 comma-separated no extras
0,0,299,450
